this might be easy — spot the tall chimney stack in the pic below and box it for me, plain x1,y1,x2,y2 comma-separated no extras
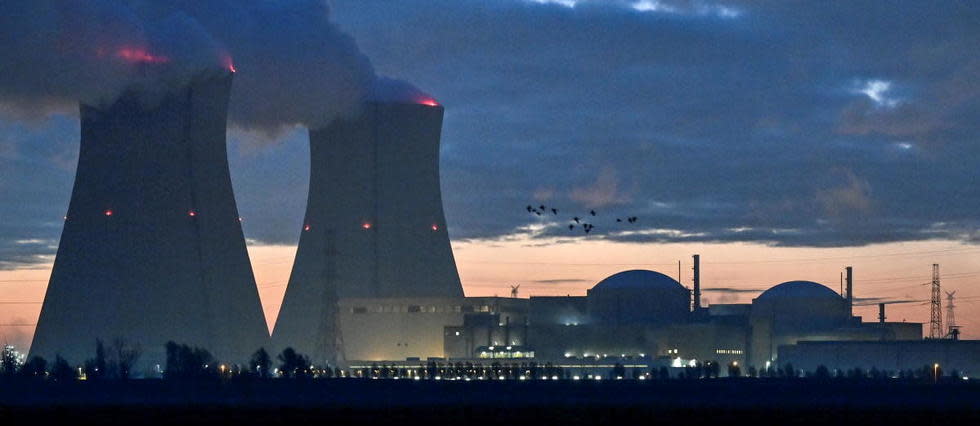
878,303,886,323
845,266,854,316
692,254,701,311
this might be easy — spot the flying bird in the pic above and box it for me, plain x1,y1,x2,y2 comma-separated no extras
590,210,596,216
573,217,580,223
526,205,533,213
551,208,558,215
568,224,574,230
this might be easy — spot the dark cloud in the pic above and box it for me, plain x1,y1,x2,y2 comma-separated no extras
1,0,979,268
0,0,427,133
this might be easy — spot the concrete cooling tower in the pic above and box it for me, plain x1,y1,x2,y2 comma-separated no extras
272,101,464,365
30,71,270,373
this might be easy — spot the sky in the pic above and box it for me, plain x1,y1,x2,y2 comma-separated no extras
1,0,979,350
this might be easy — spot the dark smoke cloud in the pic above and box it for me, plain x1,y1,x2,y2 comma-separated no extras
0,0,427,133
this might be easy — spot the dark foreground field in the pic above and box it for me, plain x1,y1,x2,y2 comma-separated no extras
2,379,978,425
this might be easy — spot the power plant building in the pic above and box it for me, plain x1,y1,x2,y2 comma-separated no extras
30,71,270,372
324,266,980,377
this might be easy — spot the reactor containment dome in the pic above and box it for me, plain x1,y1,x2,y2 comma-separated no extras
587,270,690,325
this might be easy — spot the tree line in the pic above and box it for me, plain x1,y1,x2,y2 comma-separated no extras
0,343,968,383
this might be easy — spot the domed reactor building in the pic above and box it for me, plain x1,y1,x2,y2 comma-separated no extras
325,254,964,377
271,101,465,366
30,71,270,373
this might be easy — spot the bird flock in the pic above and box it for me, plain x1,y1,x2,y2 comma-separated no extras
525,204,638,235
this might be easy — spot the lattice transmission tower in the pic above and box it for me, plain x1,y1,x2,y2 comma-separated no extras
929,264,943,339
946,290,957,339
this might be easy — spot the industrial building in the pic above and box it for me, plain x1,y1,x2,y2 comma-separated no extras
30,71,271,372
324,262,978,376
272,101,465,366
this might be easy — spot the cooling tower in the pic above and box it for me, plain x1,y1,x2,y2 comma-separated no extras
30,71,270,372
272,102,464,365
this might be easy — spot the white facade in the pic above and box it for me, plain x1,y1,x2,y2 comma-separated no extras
272,102,464,366
30,72,270,372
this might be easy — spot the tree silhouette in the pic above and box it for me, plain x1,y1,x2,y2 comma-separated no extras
19,356,47,380
727,362,741,378
249,348,272,378
111,338,141,380
50,356,75,382
782,363,796,378
164,341,217,380
84,339,107,381
611,362,626,379
277,347,311,378
814,365,831,379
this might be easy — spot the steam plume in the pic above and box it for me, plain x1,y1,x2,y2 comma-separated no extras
0,0,429,132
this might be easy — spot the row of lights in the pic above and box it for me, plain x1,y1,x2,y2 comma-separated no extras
66,210,245,222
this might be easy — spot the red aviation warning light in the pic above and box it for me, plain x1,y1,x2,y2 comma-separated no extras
303,224,311,232
188,210,197,217
361,222,373,230
221,53,237,73
431,224,439,231
104,209,114,217
418,97,440,107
